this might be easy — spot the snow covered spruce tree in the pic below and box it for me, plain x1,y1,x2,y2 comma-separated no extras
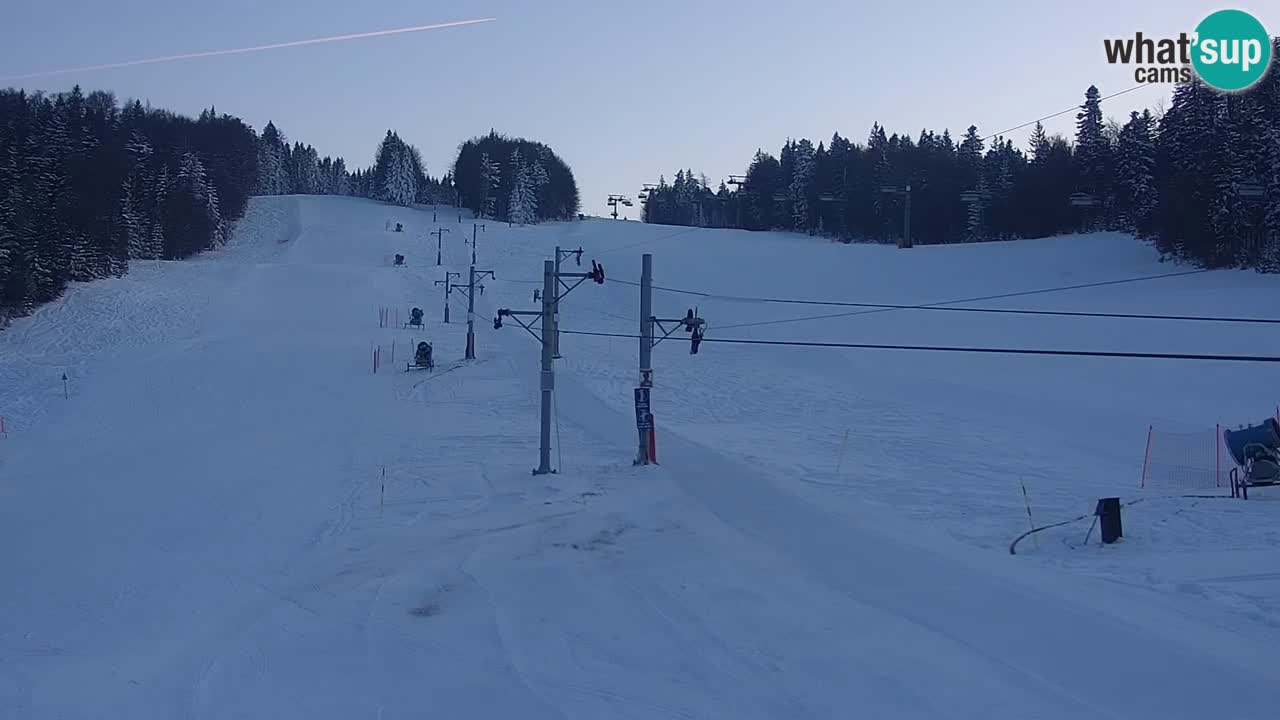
741,151,782,230
507,148,539,225
789,139,816,232
164,152,223,256
866,125,892,241
1114,110,1157,236
290,142,319,195
1074,85,1115,230
255,122,289,196
639,171,714,227
452,130,579,223
1153,78,1218,263
252,120,351,198
0,87,258,323
369,130,420,207
478,152,500,218
980,137,1021,241
527,152,550,217
958,125,986,241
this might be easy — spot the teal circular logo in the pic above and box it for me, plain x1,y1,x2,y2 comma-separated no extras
1191,9,1272,92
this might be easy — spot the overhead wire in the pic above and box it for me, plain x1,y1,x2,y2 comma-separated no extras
553,329,1280,364
981,84,1151,143
712,269,1218,330
611,268,1211,304
488,262,1275,338
593,226,701,256
609,268,1274,331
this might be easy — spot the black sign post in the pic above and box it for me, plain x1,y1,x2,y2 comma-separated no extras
634,387,652,431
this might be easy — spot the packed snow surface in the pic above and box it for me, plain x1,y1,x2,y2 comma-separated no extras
3,195,1280,719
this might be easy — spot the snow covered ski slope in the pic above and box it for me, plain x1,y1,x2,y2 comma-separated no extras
3,194,1280,719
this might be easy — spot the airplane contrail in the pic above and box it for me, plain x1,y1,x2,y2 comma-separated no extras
1,18,497,82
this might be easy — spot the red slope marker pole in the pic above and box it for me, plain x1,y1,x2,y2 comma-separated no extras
1139,425,1153,489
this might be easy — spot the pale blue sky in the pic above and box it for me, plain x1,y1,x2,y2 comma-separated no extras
1,1,1276,216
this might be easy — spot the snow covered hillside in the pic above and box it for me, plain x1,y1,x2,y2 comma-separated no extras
3,194,1280,719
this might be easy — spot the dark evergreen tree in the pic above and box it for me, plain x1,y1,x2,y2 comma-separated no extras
789,139,816,232
1115,110,1157,235
479,152,499,218
1074,85,1115,229
451,131,578,222
368,131,418,206
821,132,852,236
741,150,783,231
1153,78,1216,261
0,86,261,322
958,125,986,241
507,148,536,225
866,125,892,240
1028,121,1050,162
256,121,287,196
637,78,1279,270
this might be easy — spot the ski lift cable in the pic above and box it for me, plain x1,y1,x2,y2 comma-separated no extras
595,227,701,256
982,84,1151,143
554,328,1280,364
710,269,1222,330
609,268,1268,329
493,267,1259,328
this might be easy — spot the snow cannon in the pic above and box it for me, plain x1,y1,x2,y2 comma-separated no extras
1223,418,1280,467
408,341,434,371
394,254,405,266
1223,418,1280,492
406,307,424,329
